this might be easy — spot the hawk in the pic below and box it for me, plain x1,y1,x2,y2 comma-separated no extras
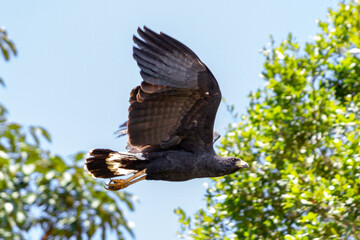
85,27,248,190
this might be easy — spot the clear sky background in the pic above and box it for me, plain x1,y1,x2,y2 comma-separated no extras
0,1,338,239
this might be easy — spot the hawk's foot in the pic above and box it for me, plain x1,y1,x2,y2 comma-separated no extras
105,169,147,191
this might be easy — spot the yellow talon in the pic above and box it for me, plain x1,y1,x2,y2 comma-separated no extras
104,169,147,191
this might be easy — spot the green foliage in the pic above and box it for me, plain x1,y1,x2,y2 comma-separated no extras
0,27,17,87
176,1,360,239
0,27,17,62
0,29,134,239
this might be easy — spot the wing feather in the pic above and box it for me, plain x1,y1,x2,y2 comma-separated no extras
125,27,221,152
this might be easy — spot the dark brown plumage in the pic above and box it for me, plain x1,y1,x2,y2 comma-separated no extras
85,27,248,190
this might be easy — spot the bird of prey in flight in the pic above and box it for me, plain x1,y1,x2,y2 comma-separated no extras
85,26,248,190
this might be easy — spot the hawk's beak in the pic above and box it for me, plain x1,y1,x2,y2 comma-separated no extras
236,160,249,169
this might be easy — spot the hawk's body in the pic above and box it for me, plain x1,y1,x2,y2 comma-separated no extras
85,27,248,190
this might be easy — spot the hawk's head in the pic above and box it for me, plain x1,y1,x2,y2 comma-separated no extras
218,157,249,175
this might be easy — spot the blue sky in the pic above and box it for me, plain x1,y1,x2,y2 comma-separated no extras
0,0,337,239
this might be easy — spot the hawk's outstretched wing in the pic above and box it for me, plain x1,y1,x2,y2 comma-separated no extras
126,27,221,152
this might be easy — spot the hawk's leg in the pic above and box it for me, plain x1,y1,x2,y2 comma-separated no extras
105,169,147,191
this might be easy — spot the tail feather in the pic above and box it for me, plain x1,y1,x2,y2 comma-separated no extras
84,148,148,179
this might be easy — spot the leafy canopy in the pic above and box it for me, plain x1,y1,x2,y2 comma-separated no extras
176,1,360,239
0,28,135,239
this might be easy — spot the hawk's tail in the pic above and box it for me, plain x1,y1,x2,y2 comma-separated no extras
84,148,148,179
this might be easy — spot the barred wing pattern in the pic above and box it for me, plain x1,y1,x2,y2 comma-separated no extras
127,27,222,152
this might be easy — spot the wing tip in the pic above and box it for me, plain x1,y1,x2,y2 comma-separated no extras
137,26,144,35
137,25,156,38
